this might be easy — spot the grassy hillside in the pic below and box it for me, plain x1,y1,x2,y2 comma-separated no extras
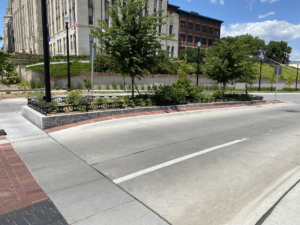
27,62,91,77
253,62,298,80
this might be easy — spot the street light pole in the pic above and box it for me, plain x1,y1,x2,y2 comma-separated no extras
296,63,299,92
197,42,201,86
41,0,51,102
258,57,263,91
64,15,71,91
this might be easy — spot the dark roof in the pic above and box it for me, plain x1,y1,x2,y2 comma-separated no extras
167,3,224,25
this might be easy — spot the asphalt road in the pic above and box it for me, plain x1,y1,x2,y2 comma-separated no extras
44,93,300,224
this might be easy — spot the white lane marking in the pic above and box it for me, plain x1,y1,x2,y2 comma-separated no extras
113,138,249,184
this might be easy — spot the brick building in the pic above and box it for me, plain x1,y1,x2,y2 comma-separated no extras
168,4,223,55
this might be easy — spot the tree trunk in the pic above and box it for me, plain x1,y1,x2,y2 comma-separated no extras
223,83,226,91
131,78,134,98
245,83,248,95
122,74,126,91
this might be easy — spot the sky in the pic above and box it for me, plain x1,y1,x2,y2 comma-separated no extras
0,0,299,61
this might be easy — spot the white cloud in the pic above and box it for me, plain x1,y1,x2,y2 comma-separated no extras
258,11,275,19
221,20,300,44
187,0,191,2
210,0,224,5
261,0,279,3
246,0,255,10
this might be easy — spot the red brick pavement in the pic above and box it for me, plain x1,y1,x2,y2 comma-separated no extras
44,100,286,134
0,143,48,215
0,137,7,141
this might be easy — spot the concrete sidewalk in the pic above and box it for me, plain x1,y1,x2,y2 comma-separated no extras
0,98,169,225
262,182,300,225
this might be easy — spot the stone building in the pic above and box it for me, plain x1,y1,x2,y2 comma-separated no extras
3,0,223,57
3,0,15,53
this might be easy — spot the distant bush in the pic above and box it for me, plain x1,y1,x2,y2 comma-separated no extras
6,91,11,94
97,85,101,90
106,84,110,90
30,80,36,89
70,83,75,90
62,86,66,90
113,83,117,90
78,83,83,90
36,81,42,88
141,85,145,90
55,86,59,90
119,83,124,90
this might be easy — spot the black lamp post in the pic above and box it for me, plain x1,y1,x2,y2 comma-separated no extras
41,0,51,102
64,15,71,91
296,63,299,92
197,42,201,86
258,57,263,91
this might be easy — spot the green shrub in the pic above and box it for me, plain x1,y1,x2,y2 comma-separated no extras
78,83,83,90
127,84,132,90
30,80,36,89
55,86,59,90
3,79,7,83
9,78,15,83
6,91,11,94
97,85,101,90
106,84,110,90
36,81,42,88
141,85,145,90
70,83,75,90
147,85,151,91
66,90,83,105
84,79,92,92
113,83,117,90
120,83,124,90
212,90,225,99
62,86,66,90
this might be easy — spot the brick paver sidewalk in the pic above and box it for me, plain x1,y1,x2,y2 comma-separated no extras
0,138,68,225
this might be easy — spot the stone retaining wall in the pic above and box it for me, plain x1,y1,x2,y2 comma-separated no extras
22,100,266,130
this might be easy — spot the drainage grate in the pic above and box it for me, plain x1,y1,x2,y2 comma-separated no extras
284,110,300,113
0,129,6,136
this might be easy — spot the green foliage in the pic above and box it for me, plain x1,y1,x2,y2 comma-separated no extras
127,84,132,90
91,0,174,97
212,90,225,99
26,61,91,77
235,34,265,56
62,86,66,90
55,86,59,90
78,83,83,90
36,81,42,88
6,91,11,94
285,75,294,90
106,84,110,90
84,78,92,92
66,90,83,105
147,85,151,91
113,83,117,90
265,41,292,64
141,85,145,90
30,80,36,89
119,83,124,90
95,97,105,104
178,48,206,64
94,55,119,73
70,83,75,90
98,85,102,90
205,36,256,89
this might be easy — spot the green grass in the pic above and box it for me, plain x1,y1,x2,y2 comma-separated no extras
26,62,91,77
254,62,298,80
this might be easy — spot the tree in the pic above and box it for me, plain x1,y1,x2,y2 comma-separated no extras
238,59,256,95
235,34,266,56
268,75,276,92
205,36,255,89
91,0,174,97
265,41,292,64
178,48,206,64
285,75,294,92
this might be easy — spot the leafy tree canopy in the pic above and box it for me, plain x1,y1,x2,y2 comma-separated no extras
205,36,255,89
265,41,292,64
178,48,206,64
91,0,174,96
235,34,265,56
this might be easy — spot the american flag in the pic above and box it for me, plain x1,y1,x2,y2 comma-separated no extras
74,16,77,34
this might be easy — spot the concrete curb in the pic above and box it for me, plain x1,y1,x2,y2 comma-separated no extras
22,100,265,130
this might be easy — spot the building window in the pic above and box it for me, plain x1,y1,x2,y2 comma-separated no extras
154,0,157,13
180,20,185,29
167,46,170,57
105,0,109,24
187,35,193,43
180,33,186,42
144,0,148,15
188,22,193,30
209,27,213,34
88,0,93,25
208,38,213,46
215,28,219,36
195,23,200,32
202,37,206,46
195,36,200,44
202,25,207,33
169,25,173,35
159,0,162,10
171,46,174,57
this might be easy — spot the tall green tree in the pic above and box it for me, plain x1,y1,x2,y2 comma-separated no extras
235,34,266,56
178,48,206,64
268,75,276,92
285,75,294,92
205,36,255,89
265,41,292,64
91,0,174,97
0,36,8,83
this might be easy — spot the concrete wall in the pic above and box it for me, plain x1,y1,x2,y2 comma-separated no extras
17,65,45,85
